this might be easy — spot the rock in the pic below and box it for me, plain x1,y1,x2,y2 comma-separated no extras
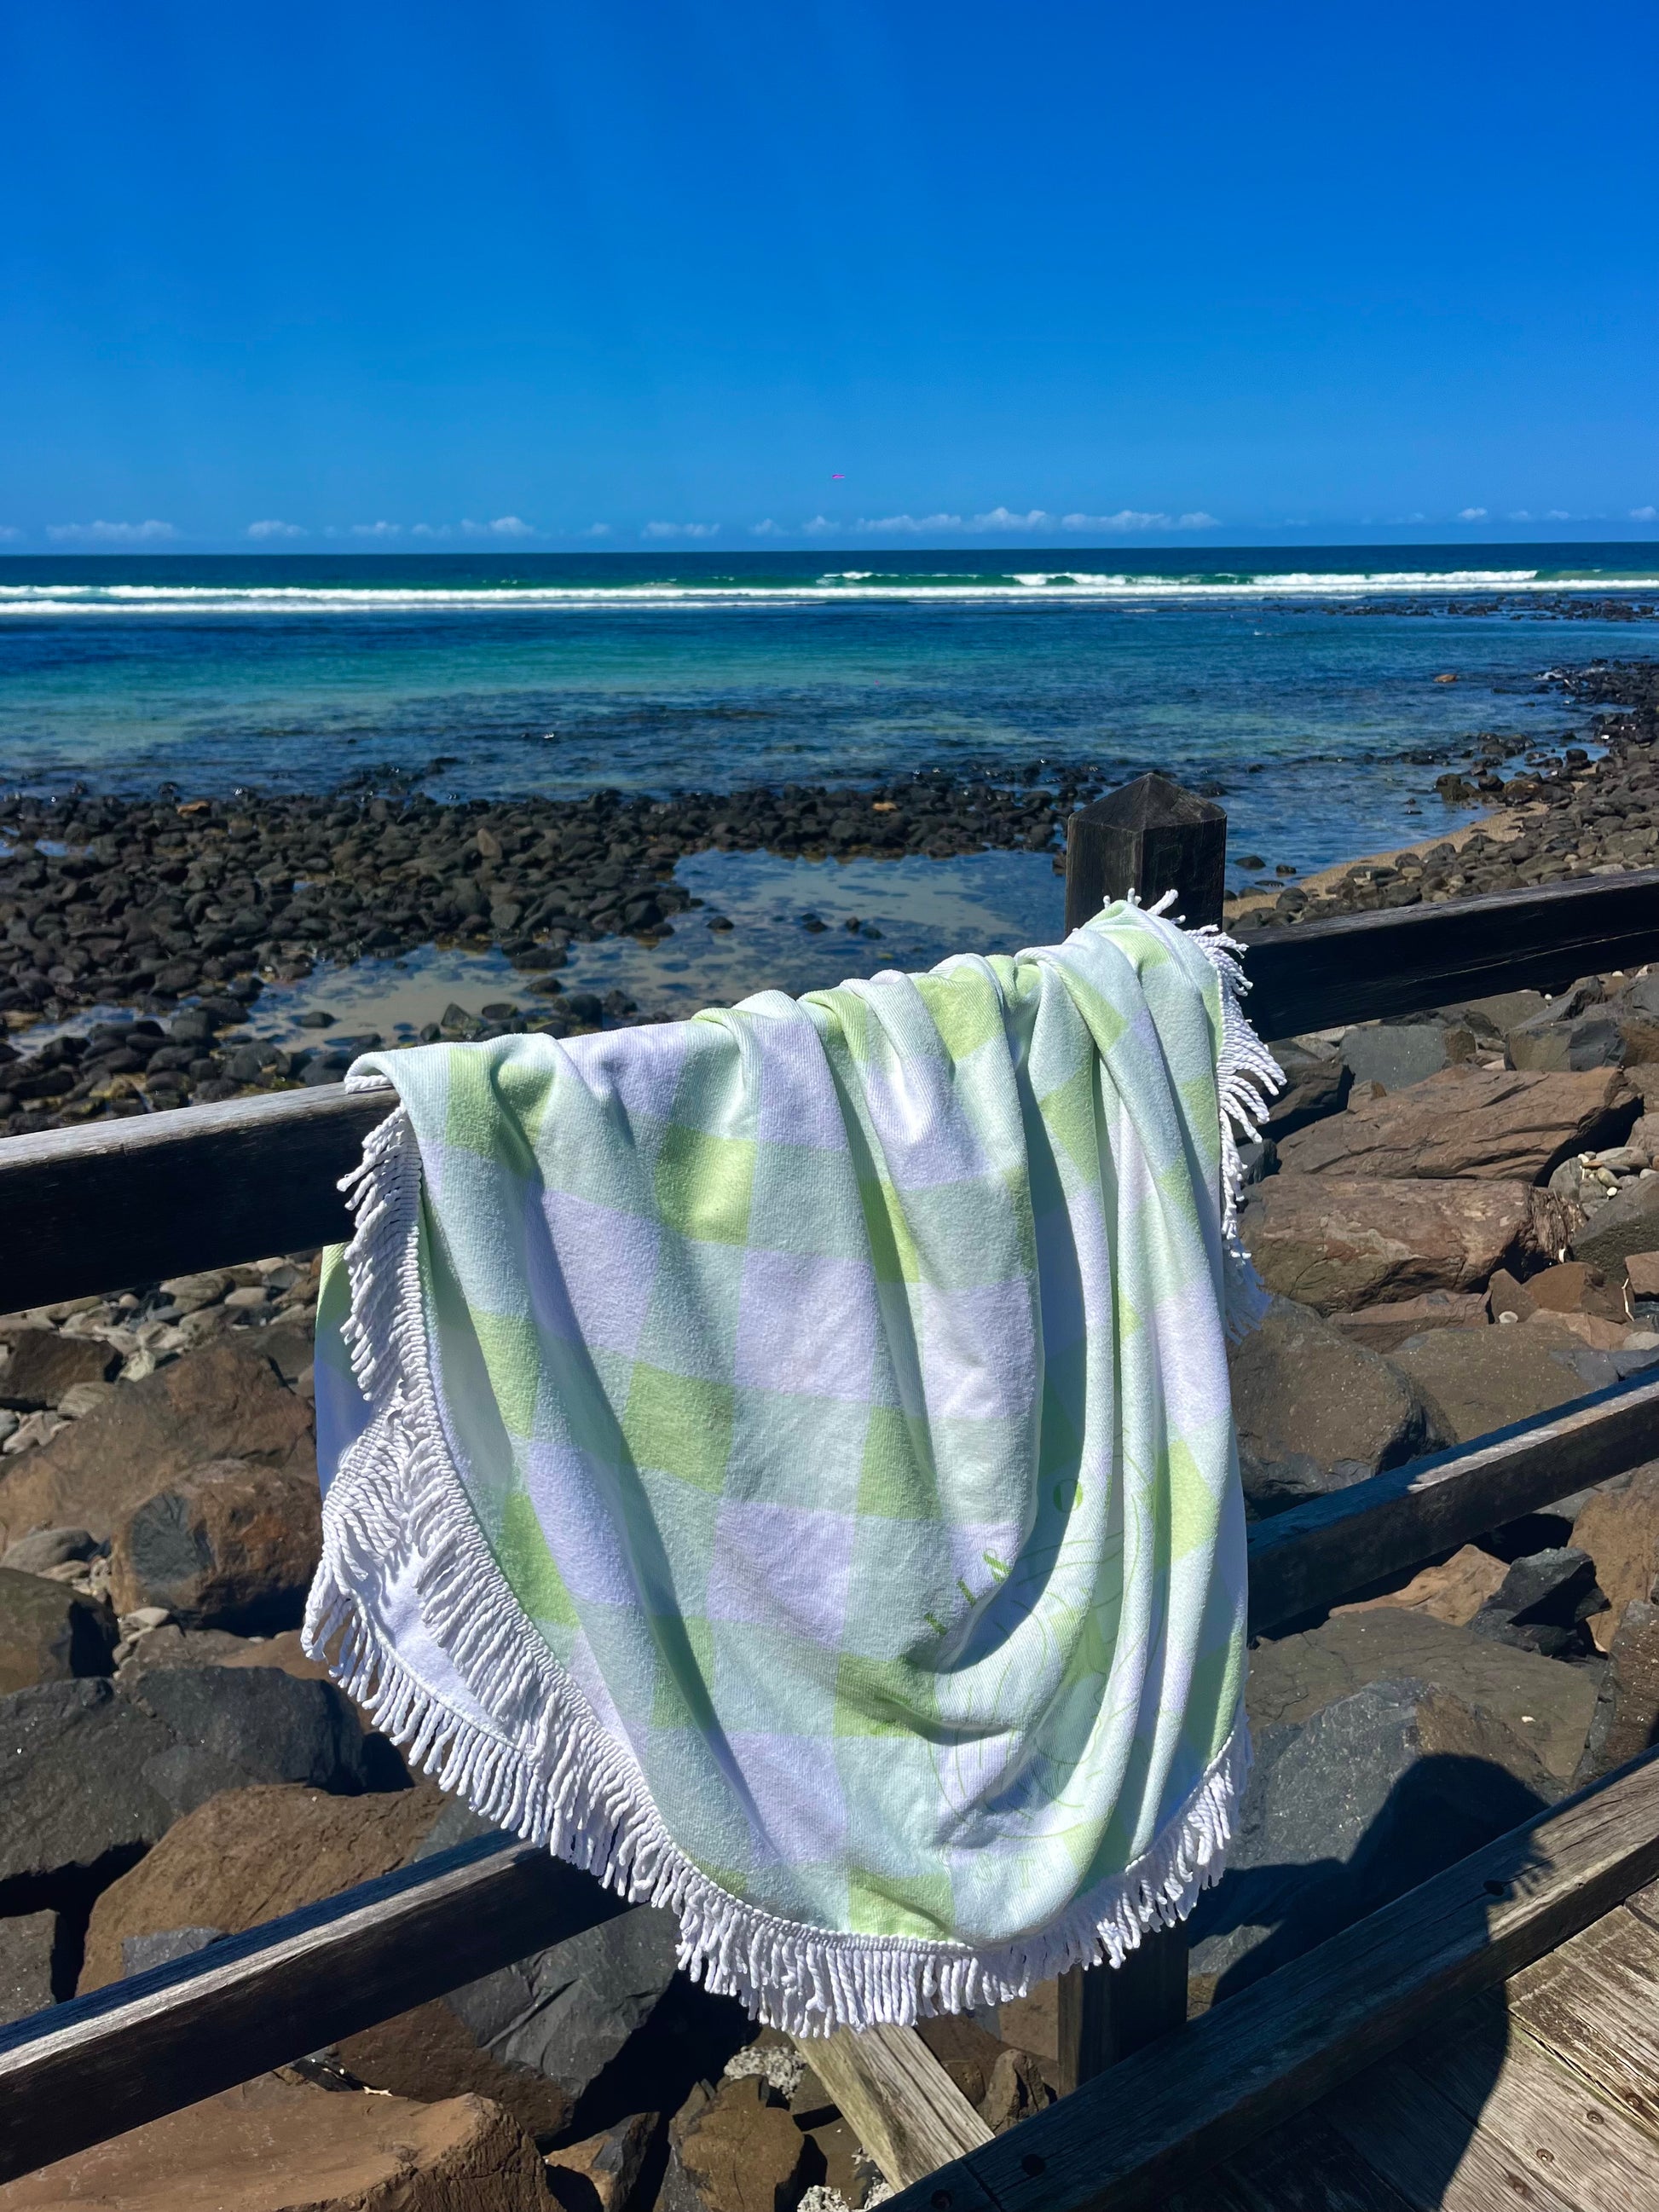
1574,1176,1659,1275
662,2076,816,2212
156,1272,231,1315
1571,1464,1659,1651
0,1342,315,1550
0,2077,550,2211
1523,1308,1634,1354
1389,1322,1621,1446
1574,1599,1659,1785
1451,990,1548,1042
1228,1297,1438,1510
0,1529,95,1575
0,1332,119,1412
978,2046,1054,2133
1275,1064,1633,1181
123,1664,368,1811
1489,1259,1625,1323
1332,1545,1509,1627
1187,1678,1556,1994
1240,1174,1563,1314
1328,1291,1488,1355
0,1911,56,2025
78,1781,449,1990
544,2112,659,2212
0,1680,176,1887
122,1925,224,1975
217,1627,333,1683
1507,1007,1626,1072
0,1566,116,1691
1627,1250,1659,1302
1261,1038,1352,1137
1470,1546,1605,1656
109,1460,321,1632
1338,1022,1454,1094
114,1624,265,1681
1246,1608,1600,1780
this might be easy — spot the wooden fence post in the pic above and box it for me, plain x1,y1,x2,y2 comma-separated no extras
1064,771,1227,933
1055,771,1229,2086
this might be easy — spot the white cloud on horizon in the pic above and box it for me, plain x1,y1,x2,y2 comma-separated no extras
410,523,452,539
350,520,402,539
0,526,21,542
801,516,836,534
1457,507,1488,522
749,519,785,536
462,515,535,538
1059,509,1218,532
247,519,306,540
857,512,964,533
1632,506,1658,523
1547,511,1572,521
643,521,719,539
973,506,1055,531
46,518,177,545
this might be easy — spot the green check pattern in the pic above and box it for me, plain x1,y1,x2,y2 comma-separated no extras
309,902,1266,2024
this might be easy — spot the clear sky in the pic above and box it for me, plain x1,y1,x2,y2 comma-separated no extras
3,0,1656,551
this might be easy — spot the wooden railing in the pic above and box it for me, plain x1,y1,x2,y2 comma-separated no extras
3,774,1659,2186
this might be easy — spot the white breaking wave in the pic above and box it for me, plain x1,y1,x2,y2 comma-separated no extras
0,566,1653,616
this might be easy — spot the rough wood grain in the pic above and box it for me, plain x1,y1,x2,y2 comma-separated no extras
1064,775,1226,934
1239,863,1659,1041
1505,1904,1659,2138
1055,1925,1188,2091
1180,2114,1417,2212
1246,1372,1659,1637
1425,1990,1659,2210
1323,2052,1582,2212
795,2022,991,2188
880,1750,1659,2212
0,1083,394,1309
0,1828,625,2186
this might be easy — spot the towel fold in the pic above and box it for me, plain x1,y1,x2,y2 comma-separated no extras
307,899,1278,2031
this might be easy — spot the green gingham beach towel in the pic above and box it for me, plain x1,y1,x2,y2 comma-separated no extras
306,899,1279,2032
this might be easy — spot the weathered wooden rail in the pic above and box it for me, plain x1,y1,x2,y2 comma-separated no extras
3,773,1658,2188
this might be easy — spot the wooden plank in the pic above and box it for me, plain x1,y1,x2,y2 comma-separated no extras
1055,1925,1189,2091
1246,1372,1659,1637
878,1748,1659,2212
1504,1904,1659,2137
794,2022,991,2189
1182,2113,1417,2212
1424,1990,1659,2211
0,1083,393,1310
1323,2051,1584,2212
1238,863,1659,1041
0,1828,626,2186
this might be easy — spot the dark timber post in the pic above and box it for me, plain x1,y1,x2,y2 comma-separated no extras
1055,770,1228,2087
1063,771,1227,933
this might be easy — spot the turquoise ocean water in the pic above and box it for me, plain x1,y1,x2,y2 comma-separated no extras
3,543,1656,1020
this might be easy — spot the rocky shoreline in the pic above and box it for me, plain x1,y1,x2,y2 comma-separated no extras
3,656,1655,1141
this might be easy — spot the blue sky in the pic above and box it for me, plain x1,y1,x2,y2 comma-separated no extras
2,0,1656,550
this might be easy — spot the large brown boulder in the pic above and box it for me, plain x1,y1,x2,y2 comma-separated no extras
1327,1291,1488,1355
1240,1175,1563,1314
108,1460,322,1633
1246,1606,1598,1782
1572,1464,1659,1651
1390,1320,1623,1446
0,1343,314,1550
0,2076,549,2211
1228,1297,1440,1510
78,1782,448,1990
662,2076,816,2212
1276,1064,1634,1181
0,1331,119,1412
0,1567,115,1693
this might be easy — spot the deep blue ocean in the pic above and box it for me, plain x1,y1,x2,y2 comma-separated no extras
4,543,1657,1024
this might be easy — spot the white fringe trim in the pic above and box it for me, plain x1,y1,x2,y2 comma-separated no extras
1124,888,1284,1341
304,1089,1251,2034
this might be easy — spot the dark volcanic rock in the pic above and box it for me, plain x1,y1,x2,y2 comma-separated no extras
0,1332,119,1412
0,1910,58,2025
109,1458,322,1632
1469,1545,1606,1657
1188,1678,1556,1995
1228,1297,1438,1510
0,1567,116,1693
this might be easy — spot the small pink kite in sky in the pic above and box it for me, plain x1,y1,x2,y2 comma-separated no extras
830,472,845,479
